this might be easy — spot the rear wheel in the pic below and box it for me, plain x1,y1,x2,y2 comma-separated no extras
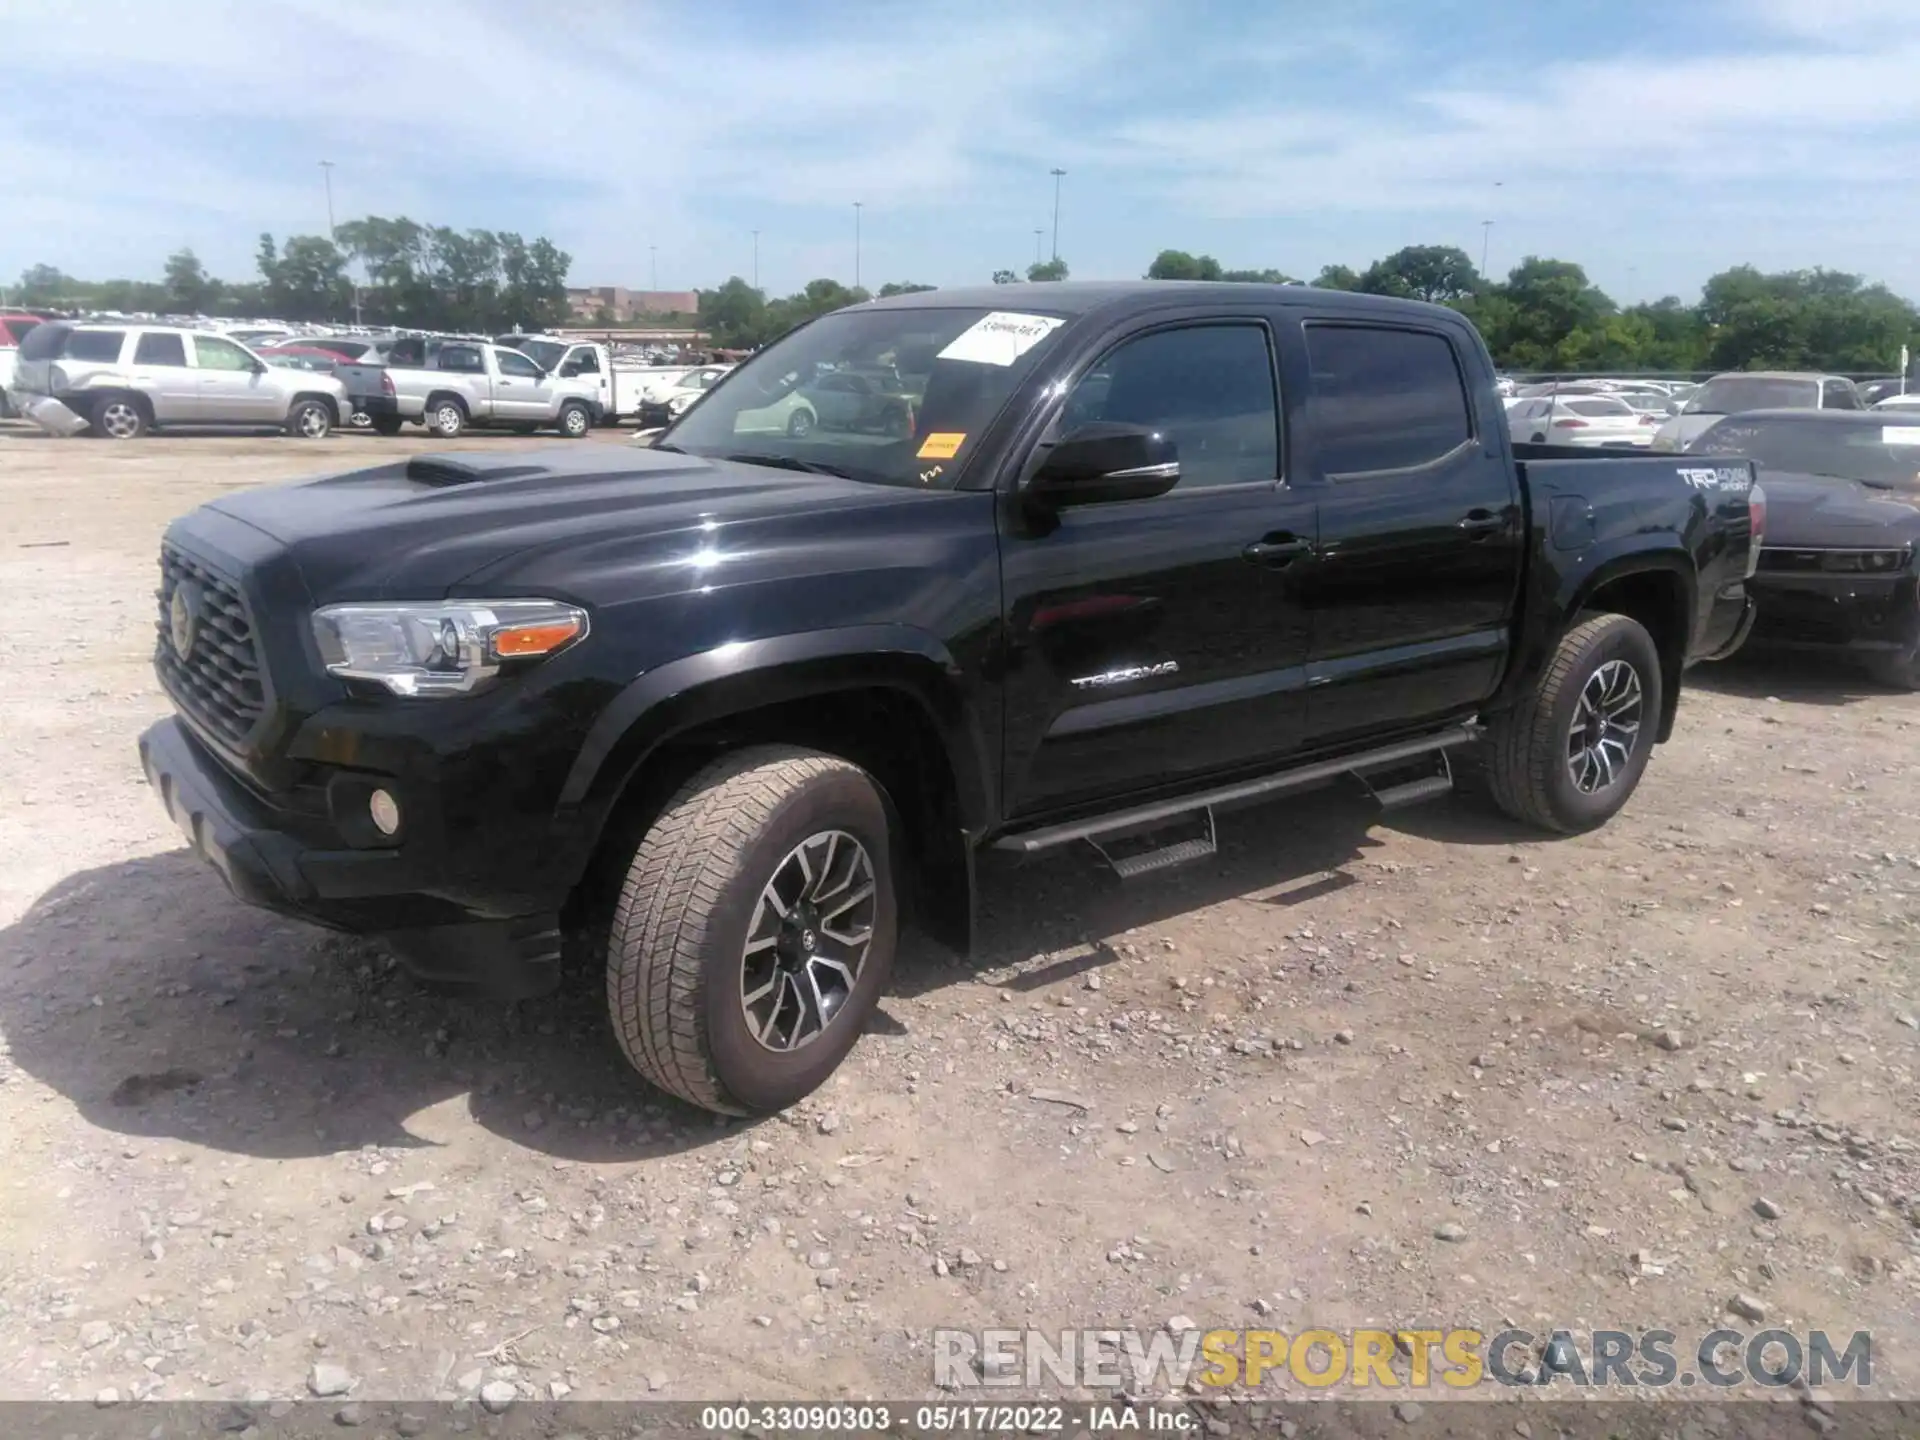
557,401,591,438
427,397,466,438
92,394,149,440
605,746,898,1115
1484,612,1662,833
786,407,815,438
286,399,333,439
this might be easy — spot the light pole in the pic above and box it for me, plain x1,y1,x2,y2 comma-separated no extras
1480,219,1493,276
1049,168,1066,261
853,202,863,289
1034,229,1044,266
751,230,760,290
319,159,337,236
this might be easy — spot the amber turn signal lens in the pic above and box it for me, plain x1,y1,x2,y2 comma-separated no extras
493,618,584,657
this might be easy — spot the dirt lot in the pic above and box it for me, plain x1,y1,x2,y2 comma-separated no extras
1,422,1916,1413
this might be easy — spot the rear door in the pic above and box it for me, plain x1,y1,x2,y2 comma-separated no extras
191,334,280,421
129,331,197,422
1284,318,1522,742
997,316,1318,818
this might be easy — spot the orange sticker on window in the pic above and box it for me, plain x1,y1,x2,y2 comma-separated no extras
917,432,966,460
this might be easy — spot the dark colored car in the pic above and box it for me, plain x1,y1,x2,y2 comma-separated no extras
1687,410,1920,686
137,282,1759,1116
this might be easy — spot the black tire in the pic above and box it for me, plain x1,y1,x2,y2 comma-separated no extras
606,746,898,1115
1529,432,1546,444
1484,612,1663,834
1866,648,1920,691
426,396,466,438
91,393,149,440
557,401,591,439
371,415,404,437
509,422,539,435
786,407,815,438
286,398,333,439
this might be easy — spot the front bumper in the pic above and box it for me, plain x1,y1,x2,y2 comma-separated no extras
138,717,563,996
1746,570,1920,655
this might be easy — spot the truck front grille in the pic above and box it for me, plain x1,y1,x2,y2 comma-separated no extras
155,544,266,750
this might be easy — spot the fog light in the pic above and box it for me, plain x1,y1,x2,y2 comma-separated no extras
368,789,401,836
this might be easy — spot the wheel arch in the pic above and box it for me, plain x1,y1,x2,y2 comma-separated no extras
561,627,993,955
1570,556,1695,742
290,390,341,422
424,389,469,417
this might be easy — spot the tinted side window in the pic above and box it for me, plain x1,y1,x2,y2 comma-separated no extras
134,333,188,366
494,350,541,378
1821,380,1860,410
568,348,600,374
1060,323,1279,490
437,345,483,374
65,330,128,362
1304,325,1473,475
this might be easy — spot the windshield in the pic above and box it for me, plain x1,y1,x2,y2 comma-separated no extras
1690,418,1920,488
1684,377,1819,416
660,305,1070,488
514,339,567,370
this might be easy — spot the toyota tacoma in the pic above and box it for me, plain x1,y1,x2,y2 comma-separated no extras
138,283,1761,1115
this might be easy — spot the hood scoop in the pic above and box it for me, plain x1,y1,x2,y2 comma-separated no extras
407,455,552,488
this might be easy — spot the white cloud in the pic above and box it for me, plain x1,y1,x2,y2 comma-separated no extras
3,0,1917,299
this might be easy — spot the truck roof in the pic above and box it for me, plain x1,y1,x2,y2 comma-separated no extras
860,280,1466,323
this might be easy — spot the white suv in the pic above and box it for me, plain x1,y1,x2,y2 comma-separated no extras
10,322,350,439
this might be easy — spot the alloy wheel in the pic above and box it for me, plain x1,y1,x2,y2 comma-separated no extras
739,830,876,1052
100,401,141,439
1566,659,1643,794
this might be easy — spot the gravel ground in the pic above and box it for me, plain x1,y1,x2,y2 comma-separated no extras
0,422,1916,1412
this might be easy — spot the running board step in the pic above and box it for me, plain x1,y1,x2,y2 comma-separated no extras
1370,774,1454,810
993,723,1482,856
1089,809,1219,879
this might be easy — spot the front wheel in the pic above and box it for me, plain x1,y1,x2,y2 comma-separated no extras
1484,612,1663,833
606,746,898,1115
287,399,333,439
786,407,815,438
557,401,591,438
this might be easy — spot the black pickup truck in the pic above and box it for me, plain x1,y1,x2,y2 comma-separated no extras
138,283,1761,1115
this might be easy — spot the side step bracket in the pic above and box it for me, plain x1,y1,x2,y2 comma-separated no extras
992,722,1481,857
1088,808,1218,879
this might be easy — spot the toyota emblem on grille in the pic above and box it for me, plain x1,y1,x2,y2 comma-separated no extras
168,582,202,658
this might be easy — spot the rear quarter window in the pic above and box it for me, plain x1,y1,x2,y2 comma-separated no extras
17,323,69,361
63,330,128,362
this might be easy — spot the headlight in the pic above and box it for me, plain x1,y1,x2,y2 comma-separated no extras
668,392,696,415
311,599,588,697
1820,550,1910,573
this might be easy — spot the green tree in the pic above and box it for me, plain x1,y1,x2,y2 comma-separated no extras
1698,265,1917,372
258,233,351,322
1027,258,1069,282
16,264,75,305
990,269,1021,285
698,277,770,348
162,248,219,315
1358,245,1483,305
1313,264,1361,290
1482,257,1615,370
877,281,936,297
1145,249,1223,281
1220,268,1295,284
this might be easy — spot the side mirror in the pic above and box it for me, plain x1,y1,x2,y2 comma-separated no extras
1027,422,1180,508
250,359,268,374
559,362,582,378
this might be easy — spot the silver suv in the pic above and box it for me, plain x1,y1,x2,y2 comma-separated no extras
11,322,350,439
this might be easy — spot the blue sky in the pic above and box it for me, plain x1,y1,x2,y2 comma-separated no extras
6,0,1919,305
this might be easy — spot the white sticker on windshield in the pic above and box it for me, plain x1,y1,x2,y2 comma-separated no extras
1882,426,1920,446
937,312,1065,367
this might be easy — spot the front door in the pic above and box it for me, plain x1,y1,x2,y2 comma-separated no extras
190,334,280,422
998,319,1317,819
493,347,554,420
1284,319,1522,742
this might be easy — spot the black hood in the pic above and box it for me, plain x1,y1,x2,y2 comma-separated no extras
1760,471,1920,550
201,446,943,601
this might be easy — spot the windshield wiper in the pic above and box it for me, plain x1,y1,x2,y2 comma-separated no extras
649,441,685,454
723,452,857,480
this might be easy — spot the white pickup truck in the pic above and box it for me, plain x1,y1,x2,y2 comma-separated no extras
494,335,696,425
334,339,603,438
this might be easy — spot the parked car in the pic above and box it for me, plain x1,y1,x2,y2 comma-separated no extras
1872,392,1920,411
332,340,603,438
289,336,381,363
494,334,678,424
0,311,46,417
1688,410,1920,687
138,282,1759,1116
1507,394,1658,448
644,364,733,426
9,322,347,439
1652,371,1861,452
258,345,351,373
